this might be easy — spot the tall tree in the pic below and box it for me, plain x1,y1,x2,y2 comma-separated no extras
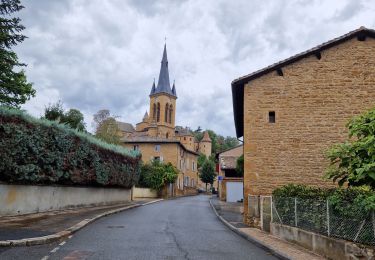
93,109,120,144
0,0,35,108
199,159,216,191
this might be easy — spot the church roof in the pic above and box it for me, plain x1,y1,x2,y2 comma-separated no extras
116,121,135,133
143,111,148,121
150,44,177,98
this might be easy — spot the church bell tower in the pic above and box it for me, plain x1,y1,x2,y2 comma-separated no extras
149,44,177,138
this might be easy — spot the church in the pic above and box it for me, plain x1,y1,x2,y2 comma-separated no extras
119,44,212,195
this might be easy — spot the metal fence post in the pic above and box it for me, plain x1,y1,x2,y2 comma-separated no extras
294,197,298,227
270,196,273,223
327,199,330,236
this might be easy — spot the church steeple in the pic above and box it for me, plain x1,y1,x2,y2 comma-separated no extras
150,44,177,98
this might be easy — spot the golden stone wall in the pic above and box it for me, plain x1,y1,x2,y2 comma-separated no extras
243,38,375,219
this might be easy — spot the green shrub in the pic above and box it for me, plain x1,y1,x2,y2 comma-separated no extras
137,160,178,191
0,107,141,188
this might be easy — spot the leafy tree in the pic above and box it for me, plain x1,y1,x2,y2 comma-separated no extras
199,159,216,191
63,109,85,131
197,153,207,169
93,109,120,144
325,107,375,188
43,101,64,121
236,154,244,177
0,0,35,108
138,161,178,191
43,101,86,131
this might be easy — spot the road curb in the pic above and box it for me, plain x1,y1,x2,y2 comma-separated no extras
0,199,164,247
209,198,290,260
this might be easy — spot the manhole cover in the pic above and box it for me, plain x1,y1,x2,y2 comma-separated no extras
107,225,125,229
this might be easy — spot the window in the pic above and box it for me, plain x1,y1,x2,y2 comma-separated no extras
184,176,189,186
156,103,160,122
166,133,169,139
155,145,161,152
152,103,156,120
154,156,160,162
191,179,195,187
133,145,139,151
169,105,173,124
180,160,182,169
269,111,276,123
192,161,195,171
184,137,186,141
165,103,169,123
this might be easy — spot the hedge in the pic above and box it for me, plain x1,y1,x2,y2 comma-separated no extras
0,107,141,188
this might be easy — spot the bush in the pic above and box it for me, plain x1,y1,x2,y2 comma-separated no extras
138,161,178,191
0,107,141,188
325,107,375,188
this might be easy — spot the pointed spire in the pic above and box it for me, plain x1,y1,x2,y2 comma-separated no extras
149,79,156,95
202,131,212,142
151,44,177,97
143,111,149,121
172,80,177,96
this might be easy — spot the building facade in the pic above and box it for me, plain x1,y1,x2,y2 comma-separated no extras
120,44,211,194
231,27,375,222
217,145,243,202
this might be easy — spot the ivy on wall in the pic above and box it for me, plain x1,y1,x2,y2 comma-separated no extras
0,107,141,188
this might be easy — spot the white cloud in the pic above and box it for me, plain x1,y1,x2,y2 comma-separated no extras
16,0,375,136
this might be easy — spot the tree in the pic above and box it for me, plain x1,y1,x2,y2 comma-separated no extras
197,153,207,169
0,0,35,108
325,107,375,188
43,101,86,131
236,154,244,177
199,159,216,191
43,101,64,121
63,109,86,131
93,109,120,144
138,161,178,191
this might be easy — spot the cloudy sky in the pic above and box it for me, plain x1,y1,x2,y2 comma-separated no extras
16,0,375,136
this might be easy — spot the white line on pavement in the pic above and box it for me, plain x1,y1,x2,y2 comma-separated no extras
50,247,59,253
41,256,49,260
59,241,66,246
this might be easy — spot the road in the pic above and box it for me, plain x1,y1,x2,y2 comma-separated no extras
0,195,278,260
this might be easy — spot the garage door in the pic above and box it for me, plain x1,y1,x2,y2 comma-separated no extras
226,182,243,202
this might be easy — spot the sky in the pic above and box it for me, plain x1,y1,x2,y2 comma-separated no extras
16,0,375,137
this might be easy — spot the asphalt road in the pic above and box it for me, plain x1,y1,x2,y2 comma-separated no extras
0,195,278,260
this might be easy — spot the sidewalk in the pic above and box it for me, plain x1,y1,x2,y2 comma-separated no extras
210,197,325,260
0,198,160,246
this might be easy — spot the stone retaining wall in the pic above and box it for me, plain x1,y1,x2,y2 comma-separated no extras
0,184,131,216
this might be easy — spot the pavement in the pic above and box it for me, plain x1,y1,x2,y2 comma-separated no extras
0,195,279,259
0,198,157,245
210,196,325,260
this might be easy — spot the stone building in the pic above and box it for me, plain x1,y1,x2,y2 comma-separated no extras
217,145,243,202
231,27,375,221
119,44,212,195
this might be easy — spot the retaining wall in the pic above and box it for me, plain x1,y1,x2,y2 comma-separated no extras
133,187,158,198
271,223,375,259
0,184,131,216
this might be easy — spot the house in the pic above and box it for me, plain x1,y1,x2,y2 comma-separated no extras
217,145,243,202
231,27,375,223
119,44,211,196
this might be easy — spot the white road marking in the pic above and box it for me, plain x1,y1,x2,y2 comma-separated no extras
41,256,49,260
50,247,60,253
68,235,73,239
59,241,66,246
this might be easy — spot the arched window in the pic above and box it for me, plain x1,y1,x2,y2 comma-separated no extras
152,103,156,120
156,103,160,122
169,104,173,124
165,103,169,123
166,132,169,139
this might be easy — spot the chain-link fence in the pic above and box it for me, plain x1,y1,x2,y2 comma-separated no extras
272,197,375,246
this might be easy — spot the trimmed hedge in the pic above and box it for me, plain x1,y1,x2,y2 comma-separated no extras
0,107,141,188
